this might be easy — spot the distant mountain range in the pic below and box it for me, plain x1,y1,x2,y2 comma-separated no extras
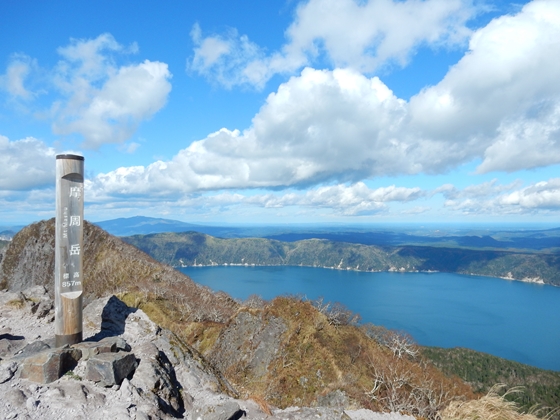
94,216,284,238
0,226,24,240
94,216,203,236
96,216,560,252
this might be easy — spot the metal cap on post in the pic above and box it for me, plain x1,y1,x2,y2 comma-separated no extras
55,154,84,347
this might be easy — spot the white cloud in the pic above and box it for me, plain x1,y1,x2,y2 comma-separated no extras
256,182,424,216
441,178,560,214
51,34,172,149
94,0,560,193
401,206,431,215
283,0,472,71
0,187,57,222
0,56,35,99
90,68,413,195
119,141,140,154
409,0,560,172
54,33,123,84
85,175,560,220
0,136,57,190
1,34,171,149
478,103,560,173
498,178,560,210
189,23,266,88
169,1,559,195
188,0,473,88
86,180,425,217
66,1,560,211
436,179,523,200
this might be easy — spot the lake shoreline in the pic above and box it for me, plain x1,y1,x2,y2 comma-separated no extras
176,262,551,287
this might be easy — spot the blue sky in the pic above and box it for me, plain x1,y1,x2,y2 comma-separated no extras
1,0,560,226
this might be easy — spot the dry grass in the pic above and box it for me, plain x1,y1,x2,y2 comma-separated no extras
6,298,25,309
205,296,474,416
441,384,558,420
250,394,273,416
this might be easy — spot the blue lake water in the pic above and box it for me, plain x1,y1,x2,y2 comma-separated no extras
179,266,560,372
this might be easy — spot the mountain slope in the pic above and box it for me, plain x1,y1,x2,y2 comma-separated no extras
0,219,238,322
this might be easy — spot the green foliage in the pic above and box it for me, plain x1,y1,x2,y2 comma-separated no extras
63,370,82,381
422,347,560,418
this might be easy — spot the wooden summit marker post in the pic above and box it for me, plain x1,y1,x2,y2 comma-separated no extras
55,154,84,347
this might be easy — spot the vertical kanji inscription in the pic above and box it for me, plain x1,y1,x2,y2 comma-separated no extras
55,154,84,347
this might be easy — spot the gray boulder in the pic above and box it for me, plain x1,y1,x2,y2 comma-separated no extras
317,390,349,408
85,351,138,387
210,310,287,380
191,401,245,420
14,339,51,358
131,341,186,417
73,336,130,360
0,360,17,383
19,347,81,384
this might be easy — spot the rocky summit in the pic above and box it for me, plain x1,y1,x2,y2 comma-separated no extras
0,286,414,420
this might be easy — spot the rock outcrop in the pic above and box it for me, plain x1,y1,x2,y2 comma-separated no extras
0,288,415,419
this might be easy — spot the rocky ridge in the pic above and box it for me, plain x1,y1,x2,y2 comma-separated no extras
0,220,477,418
0,286,414,420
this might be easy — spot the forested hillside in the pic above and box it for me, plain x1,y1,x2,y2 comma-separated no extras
123,232,560,286
422,347,560,414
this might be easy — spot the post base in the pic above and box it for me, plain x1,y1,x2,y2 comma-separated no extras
55,332,82,347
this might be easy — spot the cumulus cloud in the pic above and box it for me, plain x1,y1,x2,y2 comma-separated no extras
409,0,560,172
89,68,412,195
86,180,425,217
498,178,560,210
282,0,472,71
0,136,57,190
93,0,560,195
51,34,172,149
85,175,560,219
441,178,560,214
478,103,560,173
183,0,560,187
188,0,473,88
254,182,424,216
62,1,560,212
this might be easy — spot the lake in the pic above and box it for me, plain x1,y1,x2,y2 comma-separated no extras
179,266,560,372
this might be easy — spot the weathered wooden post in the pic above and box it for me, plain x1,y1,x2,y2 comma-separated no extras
55,154,84,347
